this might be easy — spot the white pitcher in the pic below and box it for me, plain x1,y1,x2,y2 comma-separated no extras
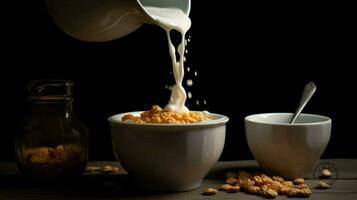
46,0,191,42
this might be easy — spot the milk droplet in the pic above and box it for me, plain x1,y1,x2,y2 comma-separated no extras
187,67,190,72
186,79,193,86
183,57,186,62
169,71,173,75
194,71,198,76
196,100,200,105
188,38,191,42
185,49,188,54
203,100,207,105
188,92,192,99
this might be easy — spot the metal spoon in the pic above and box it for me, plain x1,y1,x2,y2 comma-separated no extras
290,81,317,124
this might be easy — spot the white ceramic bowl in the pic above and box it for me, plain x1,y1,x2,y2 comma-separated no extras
108,111,228,192
245,113,331,179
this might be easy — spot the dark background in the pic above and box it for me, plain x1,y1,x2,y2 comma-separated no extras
1,2,355,161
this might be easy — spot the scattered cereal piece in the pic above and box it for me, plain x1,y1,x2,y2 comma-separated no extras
293,178,305,185
282,181,294,188
287,188,299,197
253,175,264,185
85,165,120,173
294,183,309,189
54,145,64,160
101,165,113,173
272,176,284,183
315,181,330,189
101,165,119,173
247,185,260,194
299,188,312,197
202,188,217,196
235,178,244,187
226,177,238,185
265,189,278,198
287,188,312,198
266,181,281,192
260,185,278,199
227,185,240,193
259,185,269,196
319,169,332,178
242,178,255,190
278,185,290,195
85,166,101,172
261,174,273,184
218,184,232,191
288,188,301,197
111,166,120,173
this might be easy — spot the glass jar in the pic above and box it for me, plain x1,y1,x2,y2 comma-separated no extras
15,80,89,178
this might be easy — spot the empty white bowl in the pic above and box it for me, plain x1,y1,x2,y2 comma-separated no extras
245,113,331,179
108,111,228,192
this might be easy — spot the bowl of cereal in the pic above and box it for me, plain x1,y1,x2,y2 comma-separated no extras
245,113,331,179
108,105,229,192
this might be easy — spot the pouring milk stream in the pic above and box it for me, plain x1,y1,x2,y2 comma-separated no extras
144,7,191,113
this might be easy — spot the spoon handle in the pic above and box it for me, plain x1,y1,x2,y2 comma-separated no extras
290,82,317,124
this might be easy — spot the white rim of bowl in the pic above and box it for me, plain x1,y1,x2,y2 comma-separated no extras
244,113,331,126
108,111,229,127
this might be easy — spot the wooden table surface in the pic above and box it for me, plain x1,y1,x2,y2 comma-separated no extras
0,159,356,200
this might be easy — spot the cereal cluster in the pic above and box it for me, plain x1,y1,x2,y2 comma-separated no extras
203,171,312,198
122,105,211,124
85,165,120,174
